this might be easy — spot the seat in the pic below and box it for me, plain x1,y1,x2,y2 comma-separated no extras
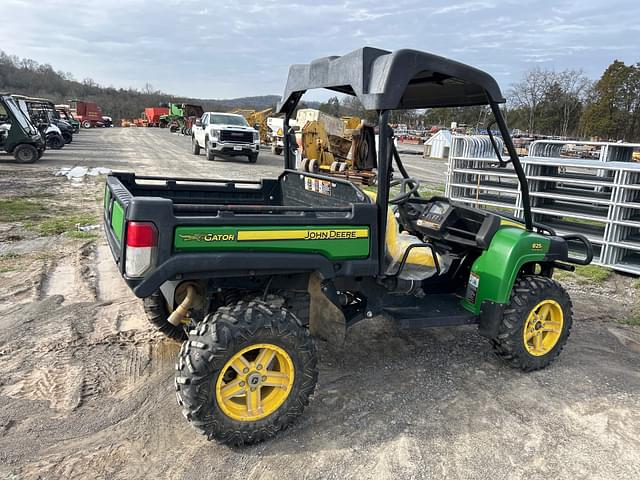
365,191,444,280
383,206,444,280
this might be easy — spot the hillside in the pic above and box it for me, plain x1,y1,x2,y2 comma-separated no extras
0,51,288,121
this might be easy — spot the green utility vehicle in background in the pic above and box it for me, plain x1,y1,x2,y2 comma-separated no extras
160,102,205,134
0,93,45,163
103,48,592,446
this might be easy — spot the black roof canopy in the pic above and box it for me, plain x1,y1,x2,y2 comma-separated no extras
277,47,505,114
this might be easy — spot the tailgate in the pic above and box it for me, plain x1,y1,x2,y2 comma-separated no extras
103,175,132,271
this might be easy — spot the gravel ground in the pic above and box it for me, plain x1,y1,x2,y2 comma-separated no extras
0,128,639,480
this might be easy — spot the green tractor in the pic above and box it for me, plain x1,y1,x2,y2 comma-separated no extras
161,103,204,135
103,48,592,446
0,93,46,163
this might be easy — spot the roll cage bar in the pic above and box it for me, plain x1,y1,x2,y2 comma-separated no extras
276,47,533,269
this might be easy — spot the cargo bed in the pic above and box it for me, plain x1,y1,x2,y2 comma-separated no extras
103,170,379,297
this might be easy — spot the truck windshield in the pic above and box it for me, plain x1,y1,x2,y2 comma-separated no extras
210,114,249,127
3,97,37,134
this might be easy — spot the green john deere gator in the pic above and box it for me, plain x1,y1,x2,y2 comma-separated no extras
103,47,593,445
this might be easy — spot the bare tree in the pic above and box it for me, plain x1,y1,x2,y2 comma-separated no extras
509,67,550,133
554,70,591,137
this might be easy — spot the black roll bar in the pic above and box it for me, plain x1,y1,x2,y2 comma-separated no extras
488,101,533,231
377,111,391,271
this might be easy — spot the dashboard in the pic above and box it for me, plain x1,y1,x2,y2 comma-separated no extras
400,197,501,249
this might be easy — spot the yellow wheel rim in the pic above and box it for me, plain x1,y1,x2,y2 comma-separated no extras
523,299,564,357
215,343,294,422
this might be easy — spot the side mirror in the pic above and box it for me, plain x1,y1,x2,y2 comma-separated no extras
195,119,202,127
253,123,260,130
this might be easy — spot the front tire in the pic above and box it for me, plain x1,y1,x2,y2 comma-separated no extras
492,276,572,372
191,136,200,155
248,153,258,163
47,134,65,150
82,120,92,129
175,299,318,446
205,139,215,161
14,144,39,164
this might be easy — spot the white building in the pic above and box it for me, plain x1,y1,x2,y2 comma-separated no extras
423,130,452,159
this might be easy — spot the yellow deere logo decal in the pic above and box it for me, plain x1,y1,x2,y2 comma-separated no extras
237,229,368,241
179,233,235,242
532,242,543,250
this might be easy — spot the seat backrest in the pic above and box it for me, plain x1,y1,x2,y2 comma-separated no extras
364,191,438,270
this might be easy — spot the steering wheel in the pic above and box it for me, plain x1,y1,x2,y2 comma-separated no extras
389,177,421,205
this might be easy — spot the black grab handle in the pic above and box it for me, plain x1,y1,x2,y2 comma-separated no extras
561,234,594,265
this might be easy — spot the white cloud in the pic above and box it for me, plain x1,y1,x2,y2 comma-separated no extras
1,0,638,98
432,1,495,15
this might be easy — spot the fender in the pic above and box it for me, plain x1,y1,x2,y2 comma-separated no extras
461,227,567,315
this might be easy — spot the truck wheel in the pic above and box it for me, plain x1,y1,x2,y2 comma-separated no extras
175,299,318,446
191,136,200,155
48,134,65,150
248,153,258,163
205,139,215,161
82,121,92,129
143,290,187,341
13,144,39,164
492,276,572,372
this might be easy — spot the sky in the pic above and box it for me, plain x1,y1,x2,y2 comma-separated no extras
3,0,640,101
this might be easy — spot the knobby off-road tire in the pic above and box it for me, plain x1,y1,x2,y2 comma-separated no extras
143,290,186,341
175,299,318,446
492,275,573,372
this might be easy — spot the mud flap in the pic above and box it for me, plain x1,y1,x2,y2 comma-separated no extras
307,272,346,345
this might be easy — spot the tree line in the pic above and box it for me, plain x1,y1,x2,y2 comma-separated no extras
2,49,638,141
319,59,640,142
0,51,279,121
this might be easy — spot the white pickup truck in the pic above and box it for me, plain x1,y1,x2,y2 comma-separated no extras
191,112,260,163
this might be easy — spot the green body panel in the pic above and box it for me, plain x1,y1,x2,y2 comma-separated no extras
110,201,125,242
174,225,370,260
462,227,550,314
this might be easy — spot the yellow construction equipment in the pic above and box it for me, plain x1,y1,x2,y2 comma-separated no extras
297,109,377,184
232,108,272,144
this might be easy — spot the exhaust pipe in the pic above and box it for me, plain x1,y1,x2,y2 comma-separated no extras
167,283,198,326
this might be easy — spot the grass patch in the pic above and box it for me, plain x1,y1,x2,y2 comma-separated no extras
621,314,640,326
65,230,99,240
37,213,98,236
555,264,612,285
0,198,47,222
0,252,21,273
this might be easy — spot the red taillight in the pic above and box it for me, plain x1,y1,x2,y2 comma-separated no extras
126,222,157,247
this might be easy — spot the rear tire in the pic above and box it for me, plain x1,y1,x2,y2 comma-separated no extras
143,290,187,341
191,136,200,155
13,144,39,164
248,153,258,163
492,275,572,372
175,299,318,446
